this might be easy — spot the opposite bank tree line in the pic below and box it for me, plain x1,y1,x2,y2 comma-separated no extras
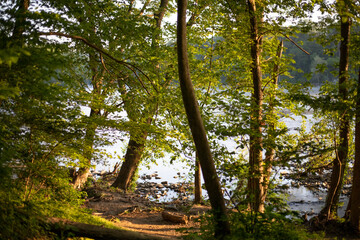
1,0,360,239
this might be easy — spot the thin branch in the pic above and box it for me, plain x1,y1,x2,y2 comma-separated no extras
282,34,310,55
42,137,70,162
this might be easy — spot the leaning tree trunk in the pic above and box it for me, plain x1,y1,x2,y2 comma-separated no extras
320,10,351,220
247,0,265,213
350,67,360,231
111,127,149,190
112,0,168,191
177,1,230,238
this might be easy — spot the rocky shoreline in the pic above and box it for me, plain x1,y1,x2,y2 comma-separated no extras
90,167,351,219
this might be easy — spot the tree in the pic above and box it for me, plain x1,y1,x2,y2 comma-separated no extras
349,66,360,231
111,0,171,191
320,0,352,219
177,0,230,238
246,0,265,213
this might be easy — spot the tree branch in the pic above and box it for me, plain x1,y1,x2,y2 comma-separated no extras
38,31,156,94
187,3,209,27
282,34,310,55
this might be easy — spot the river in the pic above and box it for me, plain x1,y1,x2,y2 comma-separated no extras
92,107,349,217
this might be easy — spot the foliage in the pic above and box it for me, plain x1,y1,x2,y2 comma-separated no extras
184,208,323,240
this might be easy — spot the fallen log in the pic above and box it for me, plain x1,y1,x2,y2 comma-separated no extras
48,217,168,240
162,211,188,224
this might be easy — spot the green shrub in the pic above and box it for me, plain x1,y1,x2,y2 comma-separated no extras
184,207,323,240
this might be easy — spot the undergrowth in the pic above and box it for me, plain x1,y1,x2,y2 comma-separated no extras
183,206,324,240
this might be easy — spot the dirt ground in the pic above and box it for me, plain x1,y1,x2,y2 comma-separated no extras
84,187,208,239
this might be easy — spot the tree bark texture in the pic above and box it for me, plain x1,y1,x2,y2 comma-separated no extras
111,129,149,190
321,10,351,219
350,67,360,231
177,0,230,238
247,0,265,213
194,153,202,204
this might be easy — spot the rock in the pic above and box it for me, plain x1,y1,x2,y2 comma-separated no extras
155,176,161,180
161,181,168,185
156,184,164,188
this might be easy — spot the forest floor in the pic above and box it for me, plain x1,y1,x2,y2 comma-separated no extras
81,172,360,240
83,183,208,240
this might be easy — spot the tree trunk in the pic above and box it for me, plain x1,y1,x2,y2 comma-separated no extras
247,0,265,213
112,0,168,191
12,0,30,42
71,109,98,189
349,67,360,231
111,128,149,190
320,9,351,219
177,1,230,238
194,153,202,204
72,48,102,189
72,167,91,189
47,217,166,240
263,40,283,198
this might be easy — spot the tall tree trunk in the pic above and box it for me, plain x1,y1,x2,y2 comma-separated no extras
112,1,168,191
320,9,351,219
177,1,230,238
350,67,360,231
263,40,283,197
194,153,202,204
247,0,265,213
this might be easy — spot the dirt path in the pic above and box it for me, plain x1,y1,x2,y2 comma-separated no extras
84,187,205,239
